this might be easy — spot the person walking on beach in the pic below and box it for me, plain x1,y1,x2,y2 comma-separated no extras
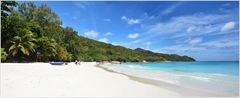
78,60,81,65
75,60,78,65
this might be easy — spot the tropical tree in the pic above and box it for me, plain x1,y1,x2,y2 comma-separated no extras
1,48,8,62
1,1,17,20
8,29,36,58
1,4,22,48
18,2,36,21
36,36,57,61
55,45,70,61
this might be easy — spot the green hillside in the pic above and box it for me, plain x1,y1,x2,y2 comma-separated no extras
1,1,195,62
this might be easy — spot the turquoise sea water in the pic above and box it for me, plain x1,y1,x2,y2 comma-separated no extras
105,61,239,96
122,61,239,76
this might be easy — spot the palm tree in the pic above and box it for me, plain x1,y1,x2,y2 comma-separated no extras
36,36,57,61
9,29,36,57
1,1,17,19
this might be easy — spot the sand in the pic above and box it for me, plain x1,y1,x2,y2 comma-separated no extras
0,62,181,97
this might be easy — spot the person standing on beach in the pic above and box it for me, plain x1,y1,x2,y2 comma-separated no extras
75,60,78,65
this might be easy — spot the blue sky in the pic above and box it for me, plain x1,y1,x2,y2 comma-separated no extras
35,1,238,61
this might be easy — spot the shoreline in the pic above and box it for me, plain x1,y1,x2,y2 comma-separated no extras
96,63,237,97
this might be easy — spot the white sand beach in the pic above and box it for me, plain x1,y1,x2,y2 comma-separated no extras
0,62,181,97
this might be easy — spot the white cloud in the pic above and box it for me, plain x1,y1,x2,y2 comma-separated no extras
121,16,127,20
117,9,238,61
128,12,236,44
155,37,238,60
103,19,111,22
128,19,140,25
161,3,182,15
222,3,231,6
200,39,238,48
128,33,139,39
186,26,196,32
176,37,203,46
156,45,204,54
121,16,140,25
98,38,108,43
104,32,112,36
154,40,238,61
84,30,99,38
186,38,203,45
75,2,87,9
171,38,237,53
221,21,236,32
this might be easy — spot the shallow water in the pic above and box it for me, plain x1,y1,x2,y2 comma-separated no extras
105,61,239,96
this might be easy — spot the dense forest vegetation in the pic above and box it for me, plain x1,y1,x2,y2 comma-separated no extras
1,1,195,62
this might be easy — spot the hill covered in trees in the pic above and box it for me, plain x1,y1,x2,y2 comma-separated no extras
1,1,195,62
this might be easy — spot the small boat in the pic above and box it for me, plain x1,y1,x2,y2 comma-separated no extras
50,62,65,65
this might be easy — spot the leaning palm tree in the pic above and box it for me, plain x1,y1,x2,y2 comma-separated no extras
9,29,36,57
